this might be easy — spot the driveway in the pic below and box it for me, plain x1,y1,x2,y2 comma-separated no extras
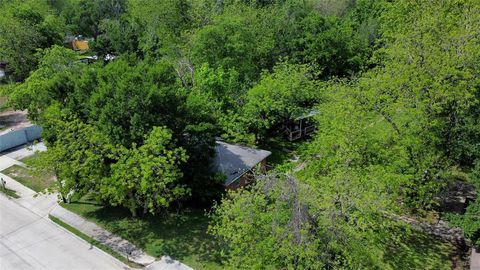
3,142,47,160
0,195,130,270
0,155,22,171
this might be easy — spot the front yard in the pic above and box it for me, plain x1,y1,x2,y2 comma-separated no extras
1,154,55,192
61,196,223,270
1,151,464,270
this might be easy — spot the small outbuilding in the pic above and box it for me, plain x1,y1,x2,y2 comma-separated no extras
282,109,318,141
214,140,271,189
65,35,90,51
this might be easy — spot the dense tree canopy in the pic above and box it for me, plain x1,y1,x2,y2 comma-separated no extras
101,126,189,217
210,173,399,269
242,62,319,139
0,0,65,80
210,0,480,267
2,0,479,267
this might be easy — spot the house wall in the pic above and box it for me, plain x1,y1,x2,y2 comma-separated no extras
72,40,89,51
226,157,268,190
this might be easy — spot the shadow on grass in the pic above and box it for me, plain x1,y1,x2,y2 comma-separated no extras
63,201,223,269
258,136,305,166
384,227,458,270
71,200,104,206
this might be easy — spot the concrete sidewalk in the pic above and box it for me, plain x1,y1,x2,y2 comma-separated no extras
0,156,155,266
49,206,193,269
0,172,57,217
4,142,47,160
0,194,129,270
472,247,480,270
49,206,156,266
146,257,193,270
1,144,192,269
0,155,23,171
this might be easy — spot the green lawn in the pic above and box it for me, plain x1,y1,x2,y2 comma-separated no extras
0,96,7,108
20,153,44,166
62,197,223,270
1,163,55,192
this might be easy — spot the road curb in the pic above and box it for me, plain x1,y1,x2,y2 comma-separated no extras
49,205,156,266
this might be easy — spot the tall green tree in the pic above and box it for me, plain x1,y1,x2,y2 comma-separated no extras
91,17,141,57
242,62,319,140
35,112,110,202
210,172,399,269
101,127,189,217
127,0,192,59
0,0,65,80
8,46,79,119
376,0,480,167
190,4,276,84
61,0,126,38
86,58,181,146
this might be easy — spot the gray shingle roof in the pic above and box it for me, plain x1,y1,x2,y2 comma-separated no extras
214,141,271,186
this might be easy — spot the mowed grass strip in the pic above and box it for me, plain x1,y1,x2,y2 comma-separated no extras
62,198,224,270
0,186,20,198
49,215,142,268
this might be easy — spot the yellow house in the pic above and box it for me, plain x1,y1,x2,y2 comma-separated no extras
65,35,90,51
72,40,89,51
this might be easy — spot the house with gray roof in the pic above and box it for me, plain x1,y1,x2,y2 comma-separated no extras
214,140,271,189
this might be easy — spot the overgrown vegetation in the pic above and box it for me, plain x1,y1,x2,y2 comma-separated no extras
1,0,478,268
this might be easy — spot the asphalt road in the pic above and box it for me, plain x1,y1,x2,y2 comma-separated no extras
0,195,128,270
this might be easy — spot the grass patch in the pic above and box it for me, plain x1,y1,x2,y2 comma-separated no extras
258,136,306,169
49,215,141,268
61,198,223,270
1,164,55,192
0,96,7,108
385,228,467,270
20,153,43,166
0,186,20,198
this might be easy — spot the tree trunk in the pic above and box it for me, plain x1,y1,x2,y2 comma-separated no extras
127,191,137,218
130,207,137,218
